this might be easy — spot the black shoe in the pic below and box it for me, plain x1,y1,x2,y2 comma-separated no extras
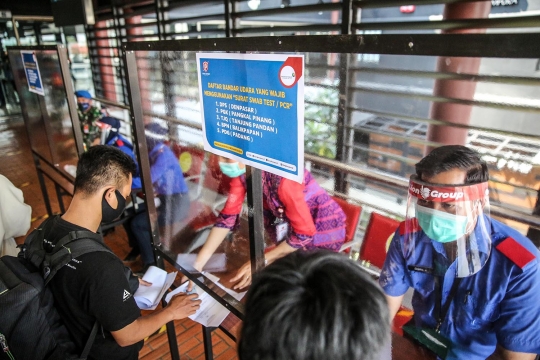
123,248,140,262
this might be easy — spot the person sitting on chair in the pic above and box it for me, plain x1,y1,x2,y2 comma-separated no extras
380,145,540,359
125,122,190,273
189,157,346,290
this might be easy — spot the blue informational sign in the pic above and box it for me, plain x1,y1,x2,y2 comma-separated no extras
21,51,44,96
197,53,304,183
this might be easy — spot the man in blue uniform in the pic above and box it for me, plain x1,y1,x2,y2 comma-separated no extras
126,122,190,273
380,145,540,360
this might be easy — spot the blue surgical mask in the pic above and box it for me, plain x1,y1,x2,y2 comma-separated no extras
219,161,246,178
416,205,469,243
78,103,90,112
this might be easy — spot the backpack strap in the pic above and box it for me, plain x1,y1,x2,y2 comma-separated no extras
23,216,133,359
44,233,114,286
79,321,99,360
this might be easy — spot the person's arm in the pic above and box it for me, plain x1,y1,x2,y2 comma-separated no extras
230,240,297,290
492,246,540,356
149,146,167,186
277,178,316,248
386,294,405,320
378,228,411,320
264,240,296,264
488,346,536,360
192,226,230,272
194,177,246,267
111,293,200,347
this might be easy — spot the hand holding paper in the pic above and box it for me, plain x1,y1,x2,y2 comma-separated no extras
165,273,246,327
165,292,201,320
134,266,177,310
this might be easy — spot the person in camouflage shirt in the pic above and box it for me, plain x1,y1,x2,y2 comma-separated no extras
75,90,103,150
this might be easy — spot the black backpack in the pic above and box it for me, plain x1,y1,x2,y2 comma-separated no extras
0,216,116,360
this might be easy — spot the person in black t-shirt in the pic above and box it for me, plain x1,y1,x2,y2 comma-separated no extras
45,146,201,360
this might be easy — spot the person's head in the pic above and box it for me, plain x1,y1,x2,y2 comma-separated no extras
97,116,121,144
145,122,168,151
74,145,136,221
416,145,488,186
238,251,390,360
218,155,246,178
407,146,491,258
75,90,93,112
413,145,488,216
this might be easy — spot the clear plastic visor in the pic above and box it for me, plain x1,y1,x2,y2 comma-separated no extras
404,175,491,277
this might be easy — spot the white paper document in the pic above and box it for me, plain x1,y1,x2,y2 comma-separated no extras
203,272,246,301
134,266,177,310
164,273,246,327
176,253,227,273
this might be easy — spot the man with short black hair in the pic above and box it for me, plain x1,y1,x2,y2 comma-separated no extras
380,145,540,359
238,251,390,360
45,145,200,359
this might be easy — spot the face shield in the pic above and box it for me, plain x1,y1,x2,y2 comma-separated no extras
404,175,491,278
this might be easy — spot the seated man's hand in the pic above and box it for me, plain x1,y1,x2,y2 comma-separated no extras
166,293,201,320
231,261,252,290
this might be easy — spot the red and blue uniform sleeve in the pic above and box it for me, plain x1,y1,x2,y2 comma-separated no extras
379,226,412,297
277,178,316,248
215,176,246,230
494,239,540,353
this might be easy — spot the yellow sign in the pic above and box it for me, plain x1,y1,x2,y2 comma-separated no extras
214,141,243,155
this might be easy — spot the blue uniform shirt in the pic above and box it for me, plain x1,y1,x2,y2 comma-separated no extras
380,217,540,359
148,143,188,196
106,134,142,189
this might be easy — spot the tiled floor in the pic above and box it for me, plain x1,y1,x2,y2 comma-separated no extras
0,112,239,360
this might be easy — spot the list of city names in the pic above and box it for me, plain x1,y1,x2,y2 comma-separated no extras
204,82,294,143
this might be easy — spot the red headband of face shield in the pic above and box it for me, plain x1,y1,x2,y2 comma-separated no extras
408,176,489,203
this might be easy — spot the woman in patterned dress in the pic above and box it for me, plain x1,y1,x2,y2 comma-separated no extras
190,157,346,289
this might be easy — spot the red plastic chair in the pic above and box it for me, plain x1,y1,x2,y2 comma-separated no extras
359,212,400,269
331,196,362,249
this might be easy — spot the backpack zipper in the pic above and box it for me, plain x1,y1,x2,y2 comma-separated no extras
0,333,15,360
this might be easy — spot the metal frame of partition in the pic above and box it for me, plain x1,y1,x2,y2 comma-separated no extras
123,32,540,359
8,44,84,215
89,0,540,102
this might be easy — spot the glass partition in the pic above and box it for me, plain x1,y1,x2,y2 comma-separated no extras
126,35,540,321
8,46,82,179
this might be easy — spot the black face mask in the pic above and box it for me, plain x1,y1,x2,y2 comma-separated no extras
101,190,126,223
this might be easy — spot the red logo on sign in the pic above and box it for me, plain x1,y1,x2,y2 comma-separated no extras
203,61,209,72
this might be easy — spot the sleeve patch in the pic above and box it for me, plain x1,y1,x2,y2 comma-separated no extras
496,237,536,269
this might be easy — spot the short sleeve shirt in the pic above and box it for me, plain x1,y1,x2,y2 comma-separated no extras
45,216,142,360
380,217,540,359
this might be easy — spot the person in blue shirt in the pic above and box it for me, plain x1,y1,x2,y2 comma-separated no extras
97,116,142,189
126,123,190,272
380,145,540,360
